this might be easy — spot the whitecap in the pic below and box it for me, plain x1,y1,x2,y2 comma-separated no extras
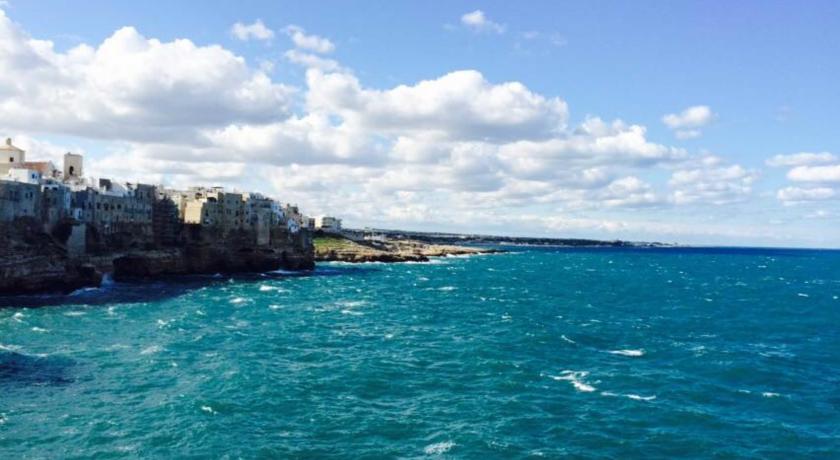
201,405,217,414
31,327,49,333
560,335,576,344
140,345,163,355
269,304,282,310
340,309,364,316
762,392,781,398
438,286,456,291
423,441,455,455
64,311,86,317
797,293,809,298
626,394,656,401
609,349,645,357
230,297,249,304
0,413,6,425
0,343,22,352
12,312,25,323
338,300,366,308
550,371,596,392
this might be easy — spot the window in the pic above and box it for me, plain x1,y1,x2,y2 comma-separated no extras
9,157,13,163
68,166,75,176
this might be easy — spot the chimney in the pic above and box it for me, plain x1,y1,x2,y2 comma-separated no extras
5,138,11,146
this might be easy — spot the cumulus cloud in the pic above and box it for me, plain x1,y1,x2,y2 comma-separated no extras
662,105,715,139
284,49,343,72
0,11,294,142
230,20,274,41
669,157,758,205
787,164,840,183
766,152,837,167
777,186,837,203
460,10,506,34
284,25,335,53
305,69,568,142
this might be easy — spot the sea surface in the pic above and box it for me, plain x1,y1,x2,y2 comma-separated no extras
1,247,839,458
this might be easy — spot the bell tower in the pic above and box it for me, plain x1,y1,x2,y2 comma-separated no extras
63,152,84,180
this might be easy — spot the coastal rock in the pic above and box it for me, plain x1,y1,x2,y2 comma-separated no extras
314,232,501,263
0,218,103,294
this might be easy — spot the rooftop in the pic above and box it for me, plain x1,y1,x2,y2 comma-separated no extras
0,138,24,153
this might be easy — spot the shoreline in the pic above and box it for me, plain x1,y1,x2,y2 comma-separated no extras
314,232,504,264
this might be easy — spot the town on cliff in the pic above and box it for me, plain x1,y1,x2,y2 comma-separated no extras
0,138,326,294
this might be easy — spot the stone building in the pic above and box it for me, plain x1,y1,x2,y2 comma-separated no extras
0,138,26,176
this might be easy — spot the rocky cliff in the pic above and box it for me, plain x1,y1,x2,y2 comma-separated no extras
112,226,314,280
0,218,101,294
0,219,314,295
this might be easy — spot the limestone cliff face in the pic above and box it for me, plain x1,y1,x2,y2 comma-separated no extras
112,224,314,280
0,219,314,295
0,218,101,295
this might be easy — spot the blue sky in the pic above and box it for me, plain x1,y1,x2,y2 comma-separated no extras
1,1,839,247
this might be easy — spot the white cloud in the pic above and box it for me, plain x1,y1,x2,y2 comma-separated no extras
284,25,335,53
777,186,837,203
230,20,274,41
460,10,506,34
284,49,343,72
0,11,294,142
662,105,715,139
766,152,837,167
305,69,569,142
787,164,840,183
669,159,758,205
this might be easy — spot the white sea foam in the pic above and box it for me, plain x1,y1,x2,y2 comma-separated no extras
201,405,217,414
608,349,645,357
230,297,249,304
140,345,163,355
31,327,48,333
560,335,576,344
64,311,86,317
338,300,367,308
341,309,364,316
797,293,809,298
0,343,22,352
0,413,6,424
438,286,456,291
550,371,596,392
601,391,656,401
269,304,282,310
762,392,781,398
423,441,455,455
12,312,25,323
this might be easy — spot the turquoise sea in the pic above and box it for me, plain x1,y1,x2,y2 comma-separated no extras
1,247,839,458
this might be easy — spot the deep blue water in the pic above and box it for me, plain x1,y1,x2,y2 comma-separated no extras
1,247,839,458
